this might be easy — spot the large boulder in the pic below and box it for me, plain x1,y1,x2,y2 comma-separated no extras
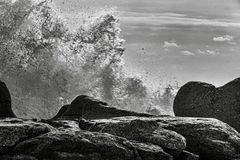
11,130,173,160
53,95,153,120
0,81,16,118
84,118,186,157
0,118,55,155
173,78,240,132
88,116,240,160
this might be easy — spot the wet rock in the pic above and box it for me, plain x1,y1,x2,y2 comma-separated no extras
176,150,199,160
40,119,80,131
53,95,153,120
0,80,16,118
0,155,38,160
11,130,172,160
173,78,240,132
90,116,240,160
1,116,239,160
87,118,186,156
0,118,55,154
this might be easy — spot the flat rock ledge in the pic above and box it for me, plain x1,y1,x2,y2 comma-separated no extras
0,116,240,160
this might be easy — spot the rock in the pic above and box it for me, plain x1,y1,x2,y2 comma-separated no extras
40,119,80,131
89,116,240,160
0,155,38,160
0,80,16,118
173,78,240,132
176,150,199,160
86,118,186,156
1,116,239,160
0,118,56,154
11,130,173,160
53,95,153,120
51,105,70,120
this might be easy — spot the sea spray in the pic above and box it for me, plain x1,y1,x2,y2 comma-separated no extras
0,0,176,119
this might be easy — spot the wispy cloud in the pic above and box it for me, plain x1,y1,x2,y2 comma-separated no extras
121,11,240,29
213,35,234,42
181,50,195,56
197,49,220,56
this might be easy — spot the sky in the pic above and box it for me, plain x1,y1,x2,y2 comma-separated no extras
54,0,240,88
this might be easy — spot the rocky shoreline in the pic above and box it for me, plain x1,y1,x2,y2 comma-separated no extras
1,115,240,160
1,79,240,160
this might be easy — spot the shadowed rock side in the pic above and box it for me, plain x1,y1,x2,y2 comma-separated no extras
51,105,70,119
0,81,16,118
52,95,153,120
173,77,240,132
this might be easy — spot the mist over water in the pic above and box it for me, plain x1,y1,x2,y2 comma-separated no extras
0,0,176,119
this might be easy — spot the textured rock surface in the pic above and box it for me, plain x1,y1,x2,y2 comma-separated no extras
0,81,16,117
53,95,153,120
88,116,240,160
11,130,172,160
1,92,240,160
2,116,240,160
173,78,240,132
0,118,55,155
86,118,186,156
0,155,38,160
177,151,199,160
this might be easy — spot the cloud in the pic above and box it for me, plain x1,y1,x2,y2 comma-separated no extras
121,11,240,29
163,41,180,49
213,35,234,42
197,49,220,56
181,50,195,56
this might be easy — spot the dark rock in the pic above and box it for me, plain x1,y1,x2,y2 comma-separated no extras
173,78,240,132
176,150,199,160
40,119,80,131
0,118,56,154
1,116,240,160
0,155,38,160
0,80,16,118
12,130,173,160
54,95,153,120
90,116,240,160
87,118,186,156
51,105,70,120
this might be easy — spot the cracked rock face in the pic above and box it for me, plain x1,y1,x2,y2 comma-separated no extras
11,130,172,160
1,116,240,160
173,77,240,133
89,116,240,160
0,118,55,155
